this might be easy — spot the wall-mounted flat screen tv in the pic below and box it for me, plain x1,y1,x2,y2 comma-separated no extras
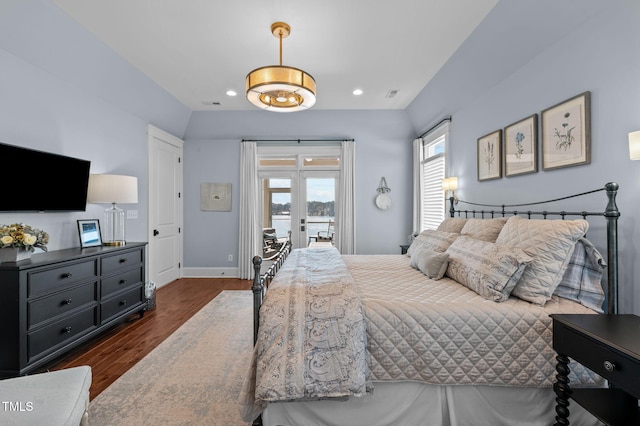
0,142,91,212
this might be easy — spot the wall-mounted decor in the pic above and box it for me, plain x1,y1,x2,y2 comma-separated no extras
200,183,232,211
477,129,502,181
504,114,538,177
375,177,392,210
541,91,591,170
77,219,102,247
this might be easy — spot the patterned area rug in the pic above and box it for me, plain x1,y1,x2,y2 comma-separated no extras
89,291,253,426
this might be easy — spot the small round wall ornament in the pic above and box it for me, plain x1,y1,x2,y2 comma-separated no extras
375,177,391,210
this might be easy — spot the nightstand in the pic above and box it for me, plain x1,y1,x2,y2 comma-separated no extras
551,314,640,426
400,244,409,255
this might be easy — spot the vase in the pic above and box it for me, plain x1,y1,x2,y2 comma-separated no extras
0,247,32,263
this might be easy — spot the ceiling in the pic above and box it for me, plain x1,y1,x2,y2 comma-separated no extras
52,0,498,112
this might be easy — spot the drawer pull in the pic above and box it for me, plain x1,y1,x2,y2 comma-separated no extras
61,272,73,279
63,326,72,334
62,298,73,305
119,258,128,264
604,360,615,372
119,279,127,285
120,299,128,306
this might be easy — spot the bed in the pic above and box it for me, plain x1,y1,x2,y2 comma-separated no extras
239,182,620,426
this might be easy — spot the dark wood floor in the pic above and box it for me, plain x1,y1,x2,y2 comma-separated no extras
47,277,251,400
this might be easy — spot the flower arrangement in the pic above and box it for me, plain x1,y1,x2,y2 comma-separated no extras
0,223,49,252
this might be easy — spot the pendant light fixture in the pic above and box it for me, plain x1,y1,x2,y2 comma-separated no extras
246,22,316,112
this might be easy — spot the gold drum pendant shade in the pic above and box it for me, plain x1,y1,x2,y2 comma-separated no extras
246,22,316,112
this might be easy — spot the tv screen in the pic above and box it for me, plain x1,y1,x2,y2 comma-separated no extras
0,142,91,212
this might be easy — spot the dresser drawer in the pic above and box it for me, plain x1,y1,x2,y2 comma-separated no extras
28,282,98,329
28,306,97,363
101,267,143,298
28,259,98,297
101,285,143,323
101,248,143,275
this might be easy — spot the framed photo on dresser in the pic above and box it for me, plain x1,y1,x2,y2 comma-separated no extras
77,219,102,247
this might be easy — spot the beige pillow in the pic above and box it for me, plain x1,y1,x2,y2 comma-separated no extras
460,217,509,242
406,230,459,257
410,248,449,280
437,218,468,233
445,236,533,301
495,216,589,305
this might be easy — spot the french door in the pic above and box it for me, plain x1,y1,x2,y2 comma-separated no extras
260,171,338,249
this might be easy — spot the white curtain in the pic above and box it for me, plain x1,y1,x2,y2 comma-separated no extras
336,140,356,254
238,141,260,279
412,138,423,235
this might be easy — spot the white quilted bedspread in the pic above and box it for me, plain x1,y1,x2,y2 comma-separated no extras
344,254,603,388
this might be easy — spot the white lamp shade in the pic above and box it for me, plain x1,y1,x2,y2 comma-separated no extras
629,131,640,161
87,174,138,204
442,177,458,191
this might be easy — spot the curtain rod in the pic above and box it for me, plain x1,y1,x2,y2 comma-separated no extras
242,138,354,143
418,116,452,139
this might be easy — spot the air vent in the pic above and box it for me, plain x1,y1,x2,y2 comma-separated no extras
385,90,398,99
202,101,222,106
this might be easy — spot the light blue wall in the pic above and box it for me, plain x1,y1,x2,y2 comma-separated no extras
407,0,640,314
0,0,190,251
184,109,416,265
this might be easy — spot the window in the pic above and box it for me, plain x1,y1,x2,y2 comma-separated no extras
417,120,450,231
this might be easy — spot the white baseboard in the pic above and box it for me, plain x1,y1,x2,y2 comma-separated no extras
182,267,240,278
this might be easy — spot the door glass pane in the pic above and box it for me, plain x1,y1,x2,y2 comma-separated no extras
264,178,291,239
306,178,335,245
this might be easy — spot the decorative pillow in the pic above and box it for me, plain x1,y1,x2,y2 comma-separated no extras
554,237,606,312
495,216,589,305
445,236,533,302
460,217,509,242
436,218,467,234
410,248,449,280
406,230,459,257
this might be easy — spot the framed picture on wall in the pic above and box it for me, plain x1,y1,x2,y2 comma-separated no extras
477,129,502,181
77,219,102,248
541,91,591,170
504,114,538,177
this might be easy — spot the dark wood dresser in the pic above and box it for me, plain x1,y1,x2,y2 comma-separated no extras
0,242,147,378
551,314,640,426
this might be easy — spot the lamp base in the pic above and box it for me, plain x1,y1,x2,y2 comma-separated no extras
103,241,126,247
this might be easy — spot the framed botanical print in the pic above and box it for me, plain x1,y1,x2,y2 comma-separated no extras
541,91,591,170
477,129,502,181
504,114,538,177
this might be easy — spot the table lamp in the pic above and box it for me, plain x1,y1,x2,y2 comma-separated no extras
87,174,138,246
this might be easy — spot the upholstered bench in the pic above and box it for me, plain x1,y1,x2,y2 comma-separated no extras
0,366,91,426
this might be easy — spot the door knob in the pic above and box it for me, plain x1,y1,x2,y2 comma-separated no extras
153,229,159,236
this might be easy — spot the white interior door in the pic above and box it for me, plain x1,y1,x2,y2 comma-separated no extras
148,125,183,288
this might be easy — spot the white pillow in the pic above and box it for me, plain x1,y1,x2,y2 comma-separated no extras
460,217,509,242
410,248,449,280
436,218,467,234
445,236,533,301
406,229,459,257
495,216,589,305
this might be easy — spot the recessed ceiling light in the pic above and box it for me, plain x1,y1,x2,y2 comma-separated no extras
352,89,363,96
226,90,237,97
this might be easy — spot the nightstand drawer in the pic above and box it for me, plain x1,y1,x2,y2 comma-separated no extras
28,282,98,329
563,326,640,398
101,267,143,297
28,259,98,297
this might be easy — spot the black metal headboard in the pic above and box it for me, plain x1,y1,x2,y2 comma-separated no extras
449,182,620,314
